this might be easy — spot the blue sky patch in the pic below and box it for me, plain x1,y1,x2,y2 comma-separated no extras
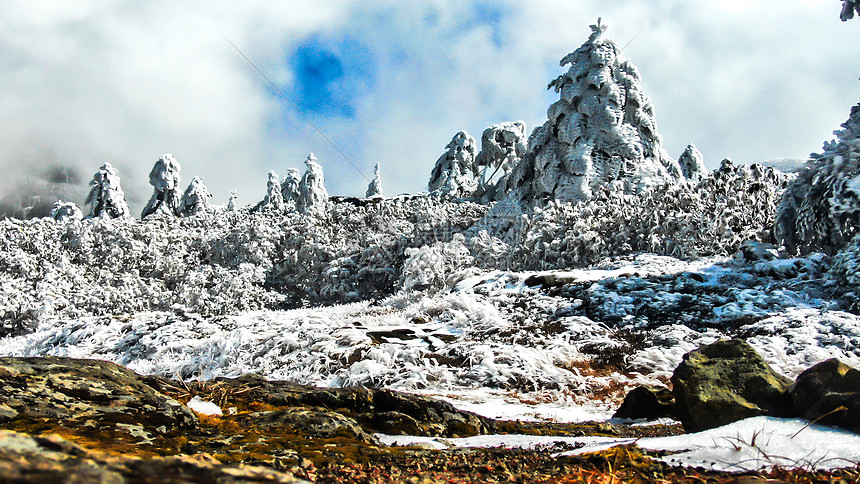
283,35,376,119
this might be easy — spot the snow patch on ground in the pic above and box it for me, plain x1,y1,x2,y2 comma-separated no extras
380,417,860,472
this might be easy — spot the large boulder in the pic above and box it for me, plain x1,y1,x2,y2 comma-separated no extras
671,339,791,432
0,356,196,432
789,358,860,432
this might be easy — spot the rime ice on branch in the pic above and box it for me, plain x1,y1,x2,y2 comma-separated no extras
179,176,212,216
506,19,681,204
429,131,479,199
776,102,860,255
366,163,383,198
142,154,182,218
298,153,329,214
85,162,130,219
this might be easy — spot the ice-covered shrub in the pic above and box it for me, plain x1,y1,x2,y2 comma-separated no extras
478,160,789,270
400,234,474,294
776,103,860,255
142,154,182,218
51,201,82,222
85,162,130,219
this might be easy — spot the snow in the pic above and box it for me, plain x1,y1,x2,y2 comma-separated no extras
186,396,222,416
380,417,860,472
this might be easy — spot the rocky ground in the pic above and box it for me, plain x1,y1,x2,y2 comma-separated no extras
2,355,859,483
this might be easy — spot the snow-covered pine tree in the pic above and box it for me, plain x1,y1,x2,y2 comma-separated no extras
366,163,383,198
678,143,707,183
84,162,130,219
281,168,301,210
297,154,329,214
255,171,284,211
179,176,212,216
776,103,860,255
429,131,479,199
505,19,682,204
141,154,182,218
227,190,237,211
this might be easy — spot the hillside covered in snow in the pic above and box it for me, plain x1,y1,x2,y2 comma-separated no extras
4,17,860,480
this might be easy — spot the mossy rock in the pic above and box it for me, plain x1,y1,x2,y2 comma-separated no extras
789,358,860,432
671,339,791,432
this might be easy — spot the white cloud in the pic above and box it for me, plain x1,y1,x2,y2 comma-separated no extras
1,1,859,210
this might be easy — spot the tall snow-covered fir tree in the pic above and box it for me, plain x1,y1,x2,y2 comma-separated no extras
298,154,329,214
505,19,682,204
678,143,707,183
366,163,383,198
776,102,860,255
179,176,212,216
142,154,182,218
84,162,130,219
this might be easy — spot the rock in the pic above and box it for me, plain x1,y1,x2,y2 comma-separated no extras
245,408,380,443
0,357,197,434
613,385,674,420
0,429,308,483
671,339,791,432
789,358,860,432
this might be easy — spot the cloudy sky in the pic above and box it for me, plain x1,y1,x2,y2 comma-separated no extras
3,1,860,211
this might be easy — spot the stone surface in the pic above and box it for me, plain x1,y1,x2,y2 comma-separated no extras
671,339,791,432
789,358,860,432
613,385,675,420
0,357,197,434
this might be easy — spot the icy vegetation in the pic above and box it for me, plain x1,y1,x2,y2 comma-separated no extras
776,102,860,255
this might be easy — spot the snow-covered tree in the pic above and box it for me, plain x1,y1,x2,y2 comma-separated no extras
297,154,329,214
226,190,237,211
505,19,681,204
84,162,130,219
678,143,707,183
475,121,527,202
429,131,479,199
51,201,82,222
776,102,860,255
366,163,383,198
179,176,212,216
842,0,860,20
255,171,284,212
281,168,301,210
141,154,182,218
